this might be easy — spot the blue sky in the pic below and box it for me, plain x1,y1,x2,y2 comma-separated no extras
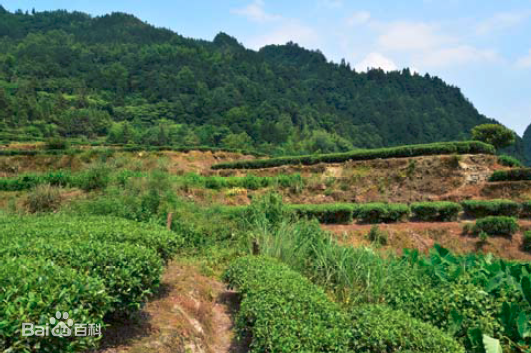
3,0,531,135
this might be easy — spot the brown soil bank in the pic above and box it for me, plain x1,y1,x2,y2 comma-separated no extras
214,154,531,203
324,220,531,262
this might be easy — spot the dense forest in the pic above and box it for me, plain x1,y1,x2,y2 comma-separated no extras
0,7,525,157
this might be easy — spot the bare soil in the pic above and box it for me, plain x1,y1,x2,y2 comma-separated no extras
323,221,531,261
93,262,248,353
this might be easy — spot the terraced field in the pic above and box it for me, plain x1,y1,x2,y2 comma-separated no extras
2,142,531,352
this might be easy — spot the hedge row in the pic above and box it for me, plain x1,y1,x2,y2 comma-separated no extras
223,256,464,353
212,141,496,170
489,168,531,182
473,216,519,237
0,169,111,192
291,202,460,224
498,155,523,167
461,199,521,218
0,144,266,157
0,215,182,261
291,200,531,224
0,215,183,353
0,148,85,156
289,203,356,224
410,202,462,221
1,257,110,353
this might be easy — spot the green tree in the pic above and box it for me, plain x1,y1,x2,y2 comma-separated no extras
471,124,516,150
221,132,253,150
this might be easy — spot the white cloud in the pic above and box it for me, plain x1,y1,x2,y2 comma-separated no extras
374,21,498,68
377,22,453,52
246,21,320,50
355,52,397,72
476,11,531,35
346,11,371,26
419,45,498,67
516,49,531,68
231,0,281,23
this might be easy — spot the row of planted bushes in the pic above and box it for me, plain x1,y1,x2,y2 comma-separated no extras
176,173,304,191
212,141,496,170
0,144,266,157
291,199,531,224
223,256,464,353
0,169,304,193
490,168,531,182
289,203,413,224
0,168,111,192
0,215,182,353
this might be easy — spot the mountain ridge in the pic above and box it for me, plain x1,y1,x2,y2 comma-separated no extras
0,8,525,159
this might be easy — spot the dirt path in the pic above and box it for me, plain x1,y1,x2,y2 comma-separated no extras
323,220,531,261
93,262,248,353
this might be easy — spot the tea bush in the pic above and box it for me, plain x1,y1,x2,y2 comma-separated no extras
523,231,531,251
1,238,163,314
0,215,182,261
521,201,531,218
356,203,410,223
224,256,464,353
489,168,531,182
461,199,521,218
498,155,523,167
411,201,462,221
224,256,352,352
472,216,519,236
349,304,465,353
289,203,356,224
0,256,110,353
212,141,495,169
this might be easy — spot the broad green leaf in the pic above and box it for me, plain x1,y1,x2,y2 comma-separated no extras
517,311,530,339
482,335,502,353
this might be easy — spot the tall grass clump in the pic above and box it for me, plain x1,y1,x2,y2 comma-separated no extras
23,184,62,213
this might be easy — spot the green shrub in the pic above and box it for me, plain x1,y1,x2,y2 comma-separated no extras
356,203,410,223
461,199,521,218
2,238,163,314
523,231,531,251
411,202,462,221
45,137,70,150
349,304,465,353
289,203,355,224
212,141,495,169
0,257,110,353
0,215,182,262
473,216,519,236
489,168,531,182
367,225,388,245
223,256,352,352
77,165,110,191
23,184,62,213
521,201,531,218
498,155,523,167
224,256,464,353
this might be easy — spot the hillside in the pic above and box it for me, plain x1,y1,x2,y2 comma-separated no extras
0,7,519,157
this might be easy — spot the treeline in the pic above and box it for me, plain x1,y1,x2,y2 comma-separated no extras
0,7,515,157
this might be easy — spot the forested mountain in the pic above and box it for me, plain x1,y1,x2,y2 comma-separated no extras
0,7,520,156
523,123,531,164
